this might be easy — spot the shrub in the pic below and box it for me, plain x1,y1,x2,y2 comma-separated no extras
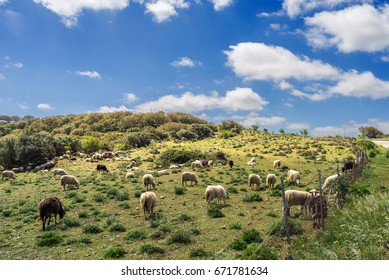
268,220,303,236
62,217,80,227
189,246,208,258
229,222,242,230
116,191,129,201
109,223,126,232
242,228,263,244
229,238,247,250
139,244,165,255
174,187,185,195
242,193,263,202
104,246,126,259
167,230,191,244
240,243,278,260
83,224,103,234
125,228,147,241
207,207,224,218
92,194,106,203
36,232,63,247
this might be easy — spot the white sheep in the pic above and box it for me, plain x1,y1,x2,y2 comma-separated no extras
287,170,301,186
191,160,203,169
142,174,156,190
322,174,343,193
139,191,157,220
266,174,277,188
1,170,16,179
157,169,167,175
273,160,281,168
169,164,180,169
285,190,313,217
205,185,227,206
248,174,261,190
246,161,256,166
125,172,135,179
52,168,68,177
181,172,198,186
126,161,137,169
60,175,80,191
37,169,49,178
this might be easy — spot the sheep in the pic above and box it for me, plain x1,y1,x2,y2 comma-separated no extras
248,173,261,190
52,168,68,177
200,159,209,167
246,161,256,166
169,164,180,169
181,171,198,186
60,175,80,191
287,169,301,186
125,172,135,179
37,169,49,179
96,164,109,172
307,194,328,229
266,174,277,188
126,161,137,169
142,174,156,190
205,185,227,206
228,160,234,168
157,169,167,175
191,160,203,169
38,197,65,230
2,170,16,179
284,190,313,217
139,191,157,220
342,160,355,172
322,174,343,193
273,160,281,168
207,160,213,167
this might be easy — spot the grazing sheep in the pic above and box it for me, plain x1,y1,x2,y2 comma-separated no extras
125,172,135,179
60,175,80,191
273,160,281,168
2,170,16,179
52,168,68,177
248,174,261,190
92,153,103,161
102,151,114,159
205,185,227,206
191,160,203,169
131,167,139,171
284,190,313,217
126,161,137,169
38,197,65,230
322,174,343,193
96,164,109,172
139,191,157,220
142,174,156,190
307,194,328,229
287,170,301,186
207,160,213,167
169,164,179,169
266,174,277,188
37,169,49,179
181,172,198,186
200,159,209,167
228,160,234,168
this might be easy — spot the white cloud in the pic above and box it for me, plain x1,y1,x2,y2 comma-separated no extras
145,0,189,23
0,0,7,5
0,73,4,80
170,56,202,68
37,103,53,110
282,0,372,18
5,62,23,69
134,87,268,113
329,71,389,99
33,0,130,27
17,103,29,110
96,105,130,113
125,93,138,103
287,122,310,130
76,70,101,79
235,112,286,127
305,4,389,53
210,0,233,11
312,119,389,136
381,55,389,62
278,80,293,90
290,89,331,101
225,42,340,82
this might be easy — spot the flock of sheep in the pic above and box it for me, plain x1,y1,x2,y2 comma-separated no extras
1,149,362,232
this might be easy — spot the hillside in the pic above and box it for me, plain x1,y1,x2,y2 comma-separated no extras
0,112,388,260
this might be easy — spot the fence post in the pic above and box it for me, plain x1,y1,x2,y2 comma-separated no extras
281,178,291,245
318,169,324,230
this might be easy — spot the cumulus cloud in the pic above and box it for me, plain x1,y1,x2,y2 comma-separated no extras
225,42,340,82
134,87,268,113
170,56,202,68
145,0,189,22
96,105,130,113
33,0,130,27
234,112,286,127
76,70,101,79
125,93,138,103
210,0,233,11
312,119,389,136
0,0,7,5
37,103,53,110
287,122,310,130
305,4,389,53
282,0,372,18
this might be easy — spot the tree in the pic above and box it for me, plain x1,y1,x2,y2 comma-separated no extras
81,136,104,154
299,129,308,136
251,125,259,131
279,128,285,135
359,126,384,139
219,120,244,134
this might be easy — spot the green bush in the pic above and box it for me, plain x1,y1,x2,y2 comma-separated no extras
167,230,191,244
229,238,247,250
139,244,165,255
207,207,224,218
83,224,103,234
242,228,263,244
36,232,63,247
104,246,126,259
174,187,185,195
109,223,126,232
243,193,263,202
125,228,147,241
240,243,278,260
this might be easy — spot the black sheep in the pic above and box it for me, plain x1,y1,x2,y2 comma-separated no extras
38,197,65,230
96,164,109,172
228,160,234,168
342,160,354,172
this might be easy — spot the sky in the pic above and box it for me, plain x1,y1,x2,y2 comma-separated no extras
1,0,389,136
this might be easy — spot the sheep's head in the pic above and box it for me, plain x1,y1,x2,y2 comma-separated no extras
59,208,65,219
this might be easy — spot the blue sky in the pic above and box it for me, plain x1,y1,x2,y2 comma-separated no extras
1,0,389,136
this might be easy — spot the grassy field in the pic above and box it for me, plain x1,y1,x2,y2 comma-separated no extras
0,131,386,260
